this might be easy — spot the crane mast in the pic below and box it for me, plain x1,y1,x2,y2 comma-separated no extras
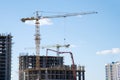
22,11,41,69
35,11,41,69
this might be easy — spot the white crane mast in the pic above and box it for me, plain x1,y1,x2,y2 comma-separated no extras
35,11,41,69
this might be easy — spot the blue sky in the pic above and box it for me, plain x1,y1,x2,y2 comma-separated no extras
0,0,120,80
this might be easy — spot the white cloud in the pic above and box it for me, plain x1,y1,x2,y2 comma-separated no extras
25,18,53,26
96,48,120,55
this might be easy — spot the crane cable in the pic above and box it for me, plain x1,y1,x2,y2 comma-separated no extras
63,17,67,45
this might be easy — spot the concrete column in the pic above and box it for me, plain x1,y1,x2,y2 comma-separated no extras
82,71,85,80
78,72,81,80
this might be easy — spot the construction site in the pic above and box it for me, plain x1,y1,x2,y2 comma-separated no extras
19,53,85,80
19,11,97,80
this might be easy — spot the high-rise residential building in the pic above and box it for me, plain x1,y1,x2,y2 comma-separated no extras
105,61,120,80
0,34,12,80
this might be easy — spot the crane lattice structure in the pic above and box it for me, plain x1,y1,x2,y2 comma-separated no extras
42,44,70,56
21,11,97,80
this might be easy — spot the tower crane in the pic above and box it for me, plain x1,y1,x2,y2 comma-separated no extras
24,44,70,56
21,11,97,70
42,44,70,56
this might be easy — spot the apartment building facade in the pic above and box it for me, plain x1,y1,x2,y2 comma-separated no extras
0,34,12,80
105,62,120,80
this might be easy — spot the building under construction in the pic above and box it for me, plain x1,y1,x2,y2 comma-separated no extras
19,54,85,80
0,34,12,80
